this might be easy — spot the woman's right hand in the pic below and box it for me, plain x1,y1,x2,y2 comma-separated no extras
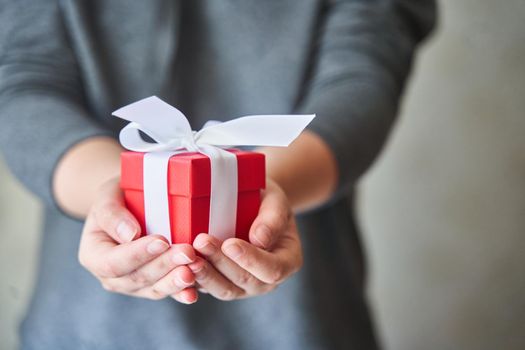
78,178,199,304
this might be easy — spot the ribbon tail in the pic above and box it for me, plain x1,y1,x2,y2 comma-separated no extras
143,151,178,243
195,114,316,147
199,146,238,241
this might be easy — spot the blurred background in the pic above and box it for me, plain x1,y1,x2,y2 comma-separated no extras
1,0,524,349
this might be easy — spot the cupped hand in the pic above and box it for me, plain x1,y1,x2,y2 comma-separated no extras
190,178,303,300
78,178,198,304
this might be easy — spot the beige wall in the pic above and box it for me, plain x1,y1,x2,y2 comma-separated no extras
0,162,41,349
1,0,524,349
360,0,525,349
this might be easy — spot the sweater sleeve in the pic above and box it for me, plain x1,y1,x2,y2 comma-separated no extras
0,1,113,206
298,0,437,201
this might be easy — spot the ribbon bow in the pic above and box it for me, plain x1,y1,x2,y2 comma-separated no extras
113,96,315,242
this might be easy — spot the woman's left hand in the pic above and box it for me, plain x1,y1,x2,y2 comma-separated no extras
182,178,303,301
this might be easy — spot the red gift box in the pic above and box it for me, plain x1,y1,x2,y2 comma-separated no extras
120,149,265,244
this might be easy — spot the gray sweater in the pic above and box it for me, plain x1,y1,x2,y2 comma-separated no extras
0,1,435,349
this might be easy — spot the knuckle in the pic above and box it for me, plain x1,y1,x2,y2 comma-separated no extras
239,253,255,271
149,286,167,300
127,269,148,285
94,202,114,223
216,288,235,301
101,260,120,278
95,202,122,230
236,272,253,286
158,253,171,270
268,266,285,285
129,250,144,266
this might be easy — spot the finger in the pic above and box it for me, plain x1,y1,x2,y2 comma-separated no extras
197,287,208,294
194,282,209,294
222,235,302,285
80,233,170,278
101,244,195,292
92,179,141,243
120,285,198,303
171,288,199,304
150,265,195,297
193,234,266,293
249,181,291,250
187,257,244,301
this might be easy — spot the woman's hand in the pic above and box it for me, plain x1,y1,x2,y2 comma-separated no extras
78,178,199,304
78,176,304,303
190,178,303,300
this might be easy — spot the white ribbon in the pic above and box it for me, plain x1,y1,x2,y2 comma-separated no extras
113,96,315,243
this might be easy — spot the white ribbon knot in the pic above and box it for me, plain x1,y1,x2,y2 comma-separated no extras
180,133,199,152
113,96,315,243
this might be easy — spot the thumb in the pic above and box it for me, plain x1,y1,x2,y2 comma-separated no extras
249,180,291,250
92,178,141,243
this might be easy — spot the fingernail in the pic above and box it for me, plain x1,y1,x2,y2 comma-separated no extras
147,240,170,255
171,294,196,304
179,271,195,285
189,260,205,273
194,238,215,254
183,295,197,304
173,251,193,264
117,220,137,242
255,225,272,248
224,243,244,259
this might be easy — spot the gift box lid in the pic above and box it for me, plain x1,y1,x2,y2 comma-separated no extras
120,149,265,198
